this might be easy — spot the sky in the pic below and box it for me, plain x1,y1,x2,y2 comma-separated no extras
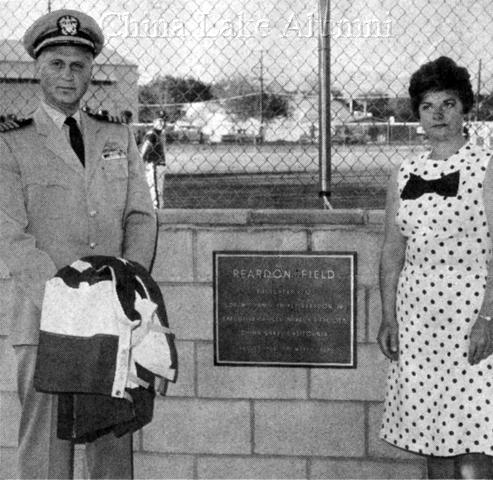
0,0,492,98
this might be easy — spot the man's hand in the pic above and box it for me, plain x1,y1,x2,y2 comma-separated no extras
468,316,493,365
377,321,399,361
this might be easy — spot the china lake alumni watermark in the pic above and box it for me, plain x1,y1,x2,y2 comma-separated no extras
101,11,393,39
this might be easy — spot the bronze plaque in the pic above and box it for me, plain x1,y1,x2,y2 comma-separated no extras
213,251,357,367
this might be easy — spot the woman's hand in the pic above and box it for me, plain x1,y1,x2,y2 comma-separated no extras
378,321,399,361
468,316,493,365
378,165,405,363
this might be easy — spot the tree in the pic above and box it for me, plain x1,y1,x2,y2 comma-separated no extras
330,87,344,99
261,92,290,120
389,97,414,122
363,91,394,120
477,93,493,120
212,77,290,121
138,75,213,122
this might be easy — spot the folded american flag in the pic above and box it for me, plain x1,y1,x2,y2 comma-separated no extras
33,256,178,441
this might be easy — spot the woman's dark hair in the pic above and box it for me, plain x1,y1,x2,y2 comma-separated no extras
408,56,474,118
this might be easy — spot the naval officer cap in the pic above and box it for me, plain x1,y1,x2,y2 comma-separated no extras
23,9,104,59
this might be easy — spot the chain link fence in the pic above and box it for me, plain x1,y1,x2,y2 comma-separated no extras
330,0,493,208
1,0,492,209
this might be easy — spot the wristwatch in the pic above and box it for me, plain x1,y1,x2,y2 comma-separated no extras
478,314,493,322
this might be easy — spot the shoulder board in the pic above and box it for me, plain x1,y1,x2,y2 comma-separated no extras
0,118,33,133
83,108,122,124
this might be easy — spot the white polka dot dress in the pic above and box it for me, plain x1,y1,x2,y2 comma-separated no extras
380,142,493,456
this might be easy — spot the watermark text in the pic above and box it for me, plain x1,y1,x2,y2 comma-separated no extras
101,11,394,39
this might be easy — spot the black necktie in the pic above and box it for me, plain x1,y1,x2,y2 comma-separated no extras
400,170,460,200
64,116,85,166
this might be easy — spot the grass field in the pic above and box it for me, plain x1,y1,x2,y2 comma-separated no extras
160,143,426,209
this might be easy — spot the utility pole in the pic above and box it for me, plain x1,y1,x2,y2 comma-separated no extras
475,59,482,121
48,0,51,12
161,83,169,117
259,49,264,144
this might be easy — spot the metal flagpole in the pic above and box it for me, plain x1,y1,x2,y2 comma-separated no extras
318,0,332,209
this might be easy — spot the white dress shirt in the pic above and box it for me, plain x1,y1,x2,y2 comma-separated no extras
41,101,82,145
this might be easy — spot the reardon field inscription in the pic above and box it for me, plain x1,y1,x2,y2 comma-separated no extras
213,252,357,367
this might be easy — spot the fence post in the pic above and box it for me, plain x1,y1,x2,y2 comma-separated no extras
318,0,332,209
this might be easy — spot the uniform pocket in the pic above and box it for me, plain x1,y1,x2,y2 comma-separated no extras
102,158,129,181
102,158,129,210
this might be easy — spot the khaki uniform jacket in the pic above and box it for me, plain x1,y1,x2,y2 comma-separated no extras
0,106,157,345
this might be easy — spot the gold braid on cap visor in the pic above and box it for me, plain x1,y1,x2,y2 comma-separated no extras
33,30,95,56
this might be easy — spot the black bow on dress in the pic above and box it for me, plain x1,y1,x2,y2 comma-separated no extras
400,170,460,200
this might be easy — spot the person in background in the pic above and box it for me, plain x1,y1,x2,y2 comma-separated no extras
140,116,166,208
378,56,493,479
121,109,133,125
0,9,156,479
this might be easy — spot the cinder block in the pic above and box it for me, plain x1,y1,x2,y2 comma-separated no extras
134,453,194,479
0,392,20,447
368,210,385,225
0,447,17,480
198,455,307,479
249,210,365,225
368,287,383,343
0,279,14,336
143,398,251,454
158,209,249,225
254,401,364,457
196,230,308,282
310,458,426,479
310,344,388,401
311,229,383,287
368,403,423,460
0,337,17,391
197,343,308,399
152,230,194,282
167,340,194,397
161,285,212,340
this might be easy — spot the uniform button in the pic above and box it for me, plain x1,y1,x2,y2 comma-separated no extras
89,210,97,217
89,242,96,249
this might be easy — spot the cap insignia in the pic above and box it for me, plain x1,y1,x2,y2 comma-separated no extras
57,15,80,36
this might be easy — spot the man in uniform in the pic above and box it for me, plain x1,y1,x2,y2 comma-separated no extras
0,9,156,479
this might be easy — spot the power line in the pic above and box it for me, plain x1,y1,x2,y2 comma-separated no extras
138,91,317,109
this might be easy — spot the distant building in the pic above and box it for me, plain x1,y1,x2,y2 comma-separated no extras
291,94,354,125
173,94,356,143
0,39,138,118
181,102,235,143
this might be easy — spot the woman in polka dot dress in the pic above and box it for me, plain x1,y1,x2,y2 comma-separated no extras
378,56,493,479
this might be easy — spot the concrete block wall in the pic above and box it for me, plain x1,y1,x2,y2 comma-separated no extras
0,209,427,479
